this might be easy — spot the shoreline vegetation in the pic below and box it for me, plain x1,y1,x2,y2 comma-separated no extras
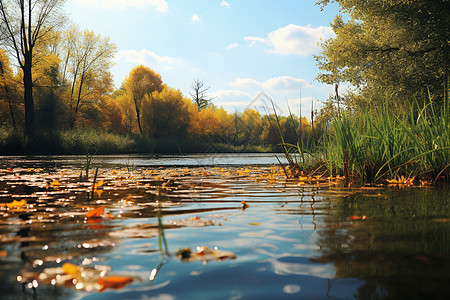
278,89,450,186
0,129,277,156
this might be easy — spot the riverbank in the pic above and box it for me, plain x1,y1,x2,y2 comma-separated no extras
0,129,276,155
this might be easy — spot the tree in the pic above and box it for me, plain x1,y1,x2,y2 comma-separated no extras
59,26,117,128
141,86,190,137
0,48,19,128
124,65,163,135
0,0,66,134
315,0,450,110
240,108,263,144
189,78,214,111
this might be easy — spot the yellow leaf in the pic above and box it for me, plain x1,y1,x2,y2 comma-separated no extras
51,180,61,186
95,180,104,188
62,262,81,278
96,189,103,197
5,199,26,209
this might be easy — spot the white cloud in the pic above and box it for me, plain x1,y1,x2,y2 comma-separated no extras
115,49,177,70
208,76,326,117
245,24,334,56
230,76,312,92
191,13,201,22
72,0,169,12
210,90,254,111
226,42,239,50
244,36,268,47
220,1,231,8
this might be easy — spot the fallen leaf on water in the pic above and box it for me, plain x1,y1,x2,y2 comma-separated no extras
176,246,236,263
168,217,215,227
249,222,260,226
96,189,103,197
386,175,415,186
241,201,249,210
86,206,105,218
433,218,450,223
3,199,27,209
97,276,133,292
51,180,61,187
349,215,367,221
62,262,81,279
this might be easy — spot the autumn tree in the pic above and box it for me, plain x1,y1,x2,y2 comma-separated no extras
187,105,221,140
0,48,20,128
32,50,62,129
189,78,214,111
124,65,163,135
58,26,116,128
315,0,450,110
141,86,190,137
240,108,263,144
0,0,66,134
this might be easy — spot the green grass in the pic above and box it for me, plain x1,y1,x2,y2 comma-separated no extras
0,129,136,155
278,89,450,184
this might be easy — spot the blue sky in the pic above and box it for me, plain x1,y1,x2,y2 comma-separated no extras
65,0,340,118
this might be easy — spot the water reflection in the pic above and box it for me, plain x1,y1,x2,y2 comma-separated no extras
312,189,450,299
0,159,450,299
0,153,288,169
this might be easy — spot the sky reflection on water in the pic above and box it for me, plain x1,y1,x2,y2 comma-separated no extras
0,155,449,299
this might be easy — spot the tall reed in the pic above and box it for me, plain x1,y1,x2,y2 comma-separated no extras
277,85,450,184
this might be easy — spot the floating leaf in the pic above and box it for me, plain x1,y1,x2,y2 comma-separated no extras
86,206,105,218
386,175,415,186
51,180,61,187
177,246,236,263
62,262,81,279
97,276,133,292
241,201,249,210
3,199,27,209
349,215,367,221
168,217,215,227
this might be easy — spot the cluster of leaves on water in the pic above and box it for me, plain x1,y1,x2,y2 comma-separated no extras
1,165,314,294
3,163,436,296
0,166,262,293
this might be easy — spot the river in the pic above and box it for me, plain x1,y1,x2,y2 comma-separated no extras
0,154,449,299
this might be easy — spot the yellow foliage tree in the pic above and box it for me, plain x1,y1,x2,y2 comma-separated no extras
124,65,163,135
0,48,20,128
141,86,190,137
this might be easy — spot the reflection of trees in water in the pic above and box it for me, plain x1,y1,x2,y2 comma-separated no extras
311,189,450,299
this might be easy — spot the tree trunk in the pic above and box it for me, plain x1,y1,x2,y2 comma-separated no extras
23,53,35,135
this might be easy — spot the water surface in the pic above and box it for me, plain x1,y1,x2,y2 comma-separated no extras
0,155,449,299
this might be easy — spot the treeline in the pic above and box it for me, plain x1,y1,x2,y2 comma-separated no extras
0,1,320,155
0,44,317,154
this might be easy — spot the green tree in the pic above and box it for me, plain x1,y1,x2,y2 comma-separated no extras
315,0,450,110
0,0,66,134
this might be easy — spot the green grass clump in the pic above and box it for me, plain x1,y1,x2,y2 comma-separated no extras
279,89,450,184
59,130,136,154
0,129,136,155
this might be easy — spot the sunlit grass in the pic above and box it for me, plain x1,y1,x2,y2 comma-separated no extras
278,89,450,185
